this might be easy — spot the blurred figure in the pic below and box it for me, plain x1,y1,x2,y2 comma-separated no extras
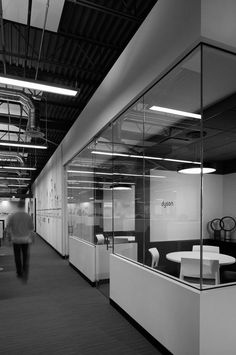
6,203,34,282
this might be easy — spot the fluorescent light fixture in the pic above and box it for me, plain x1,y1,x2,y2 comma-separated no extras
68,170,113,176
68,170,165,179
91,151,200,165
0,141,47,149
67,180,112,185
1,166,36,171
149,105,201,119
178,167,216,174
0,177,31,180
8,184,28,187
67,186,111,190
0,75,78,97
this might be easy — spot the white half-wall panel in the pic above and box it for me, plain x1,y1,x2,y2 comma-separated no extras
69,236,95,282
110,254,200,355
200,285,236,355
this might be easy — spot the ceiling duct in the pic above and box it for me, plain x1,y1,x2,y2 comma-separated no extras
0,88,44,138
0,152,24,165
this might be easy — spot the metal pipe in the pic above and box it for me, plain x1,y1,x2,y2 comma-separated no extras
35,0,50,80
0,152,24,165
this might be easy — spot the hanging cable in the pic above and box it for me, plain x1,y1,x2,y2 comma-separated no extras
0,0,6,75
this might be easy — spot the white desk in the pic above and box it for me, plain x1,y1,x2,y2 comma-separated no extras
166,251,235,265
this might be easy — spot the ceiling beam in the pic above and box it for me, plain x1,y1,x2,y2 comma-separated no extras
0,58,100,87
5,19,121,51
0,49,104,77
66,0,141,23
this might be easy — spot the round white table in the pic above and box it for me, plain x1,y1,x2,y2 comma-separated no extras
166,251,236,265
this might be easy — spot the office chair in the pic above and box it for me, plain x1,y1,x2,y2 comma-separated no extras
192,245,220,253
96,234,105,245
180,258,220,285
148,247,160,268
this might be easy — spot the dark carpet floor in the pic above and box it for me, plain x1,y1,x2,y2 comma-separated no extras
0,236,163,355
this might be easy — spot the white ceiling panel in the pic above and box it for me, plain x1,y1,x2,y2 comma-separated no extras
30,0,65,32
2,0,28,25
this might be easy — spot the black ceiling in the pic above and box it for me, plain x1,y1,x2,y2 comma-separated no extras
0,0,157,195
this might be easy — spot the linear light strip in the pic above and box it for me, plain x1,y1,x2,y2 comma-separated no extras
149,105,201,119
0,141,47,149
67,186,111,190
91,151,200,165
0,75,78,97
0,177,31,180
1,166,36,171
67,180,133,185
68,170,165,179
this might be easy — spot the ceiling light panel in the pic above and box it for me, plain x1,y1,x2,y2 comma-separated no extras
149,105,201,119
0,76,78,96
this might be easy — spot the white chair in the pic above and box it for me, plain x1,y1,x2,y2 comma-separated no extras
192,245,220,253
180,257,220,285
148,247,160,268
96,234,105,245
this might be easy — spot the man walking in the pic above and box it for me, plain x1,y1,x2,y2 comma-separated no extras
6,204,34,282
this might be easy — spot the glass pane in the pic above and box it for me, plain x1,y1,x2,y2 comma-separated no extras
202,45,236,287
144,47,202,287
67,142,96,243
112,100,144,263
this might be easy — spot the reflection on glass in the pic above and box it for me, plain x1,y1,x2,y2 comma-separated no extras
65,44,236,290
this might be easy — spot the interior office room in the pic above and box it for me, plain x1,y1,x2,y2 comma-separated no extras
1,0,236,354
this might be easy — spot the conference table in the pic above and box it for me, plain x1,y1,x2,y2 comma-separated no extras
166,251,236,266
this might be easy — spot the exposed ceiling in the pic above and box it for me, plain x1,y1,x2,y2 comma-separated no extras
0,0,157,197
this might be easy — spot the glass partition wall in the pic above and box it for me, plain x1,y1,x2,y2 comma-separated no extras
66,44,236,291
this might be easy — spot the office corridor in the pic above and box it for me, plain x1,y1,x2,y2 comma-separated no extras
0,236,162,355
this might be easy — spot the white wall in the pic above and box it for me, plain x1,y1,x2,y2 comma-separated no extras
150,170,223,241
33,147,64,254
201,0,236,51
222,173,236,239
110,254,200,355
103,187,135,232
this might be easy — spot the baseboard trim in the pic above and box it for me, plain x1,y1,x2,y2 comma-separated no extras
109,299,172,355
69,262,95,287
36,233,66,259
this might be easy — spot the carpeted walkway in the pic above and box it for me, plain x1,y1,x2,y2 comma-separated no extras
0,236,164,355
